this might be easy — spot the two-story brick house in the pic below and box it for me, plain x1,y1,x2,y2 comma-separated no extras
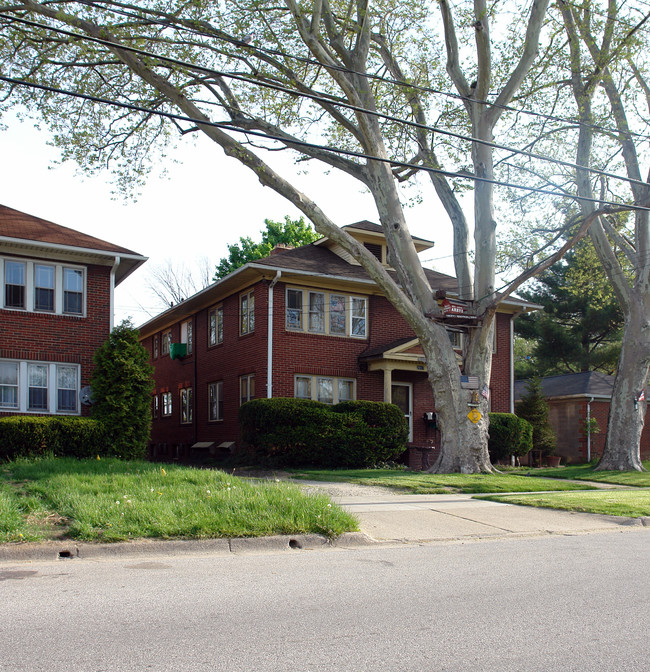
140,221,533,466
0,204,147,417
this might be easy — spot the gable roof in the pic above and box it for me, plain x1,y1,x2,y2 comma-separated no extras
0,204,147,285
515,371,615,401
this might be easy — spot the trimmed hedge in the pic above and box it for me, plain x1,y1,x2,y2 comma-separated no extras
239,398,408,468
488,412,533,463
0,416,109,461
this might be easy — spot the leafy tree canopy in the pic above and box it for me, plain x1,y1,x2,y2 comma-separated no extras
515,239,623,378
214,216,319,279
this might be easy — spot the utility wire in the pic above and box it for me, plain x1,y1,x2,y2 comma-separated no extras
2,73,648,215
1,12,649,193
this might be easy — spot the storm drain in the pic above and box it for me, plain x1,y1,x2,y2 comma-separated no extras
288,539,302,550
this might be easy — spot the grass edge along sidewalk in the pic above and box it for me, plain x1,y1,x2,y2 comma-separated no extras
1,457,358,544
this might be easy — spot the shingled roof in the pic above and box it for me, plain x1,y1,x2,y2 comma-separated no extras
0,204,147,285
0,204,140,255
515,371,615,400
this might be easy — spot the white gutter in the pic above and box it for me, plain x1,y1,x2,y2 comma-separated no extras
587,396,594,462
267,271,282,398
110,256,120,331
510,309,524,413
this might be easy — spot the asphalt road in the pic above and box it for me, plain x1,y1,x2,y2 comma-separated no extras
1,530,648,672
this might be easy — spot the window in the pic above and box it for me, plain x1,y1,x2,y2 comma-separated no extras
63,268,84,314
240,374,255,405
28,364,48,411
181,320,193,355
152,394,159,418
161,331,171,356
34,264,55,312
286,288,367,338
447,329,464,350
56,366,78,413
208,306,223,346
0,361,18,409
161,392,172,416
180,388,193,424
2,257,85,315
4,260,25,309
0,360,80,415
294,375,355,404
240,291,255,335
208,381,223,421
153,336,159,359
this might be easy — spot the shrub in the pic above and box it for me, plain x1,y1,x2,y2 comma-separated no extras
239,398,408,468
0,416,109,461
488,413,533,463
515,377,556,455
91,320,154,460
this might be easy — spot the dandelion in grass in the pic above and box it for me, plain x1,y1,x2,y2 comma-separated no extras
161,468,166,476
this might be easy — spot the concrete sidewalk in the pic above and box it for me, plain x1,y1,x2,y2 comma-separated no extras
331,491,648,543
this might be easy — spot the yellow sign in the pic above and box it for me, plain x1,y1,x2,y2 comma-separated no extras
467,408,482,424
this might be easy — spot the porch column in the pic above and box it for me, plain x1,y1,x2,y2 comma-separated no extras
383,367,393,403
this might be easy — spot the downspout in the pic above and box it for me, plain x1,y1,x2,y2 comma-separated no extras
510,310,524,413
109,256,120,331
267,271,282,398
586,396,594,462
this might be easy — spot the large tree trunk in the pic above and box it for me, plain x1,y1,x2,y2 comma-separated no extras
598,301,650,471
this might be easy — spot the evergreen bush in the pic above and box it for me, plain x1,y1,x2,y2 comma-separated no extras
91,320,154,459
488,412,533,463
515,377,557,455
239,397,408,467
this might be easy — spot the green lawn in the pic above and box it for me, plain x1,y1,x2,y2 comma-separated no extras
289,468,600,494
478,490,650,518
513,461,650,488
0,457,358,544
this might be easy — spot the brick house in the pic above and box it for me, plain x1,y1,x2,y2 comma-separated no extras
515,372,650,464
0,204,147,417
139,221,533,466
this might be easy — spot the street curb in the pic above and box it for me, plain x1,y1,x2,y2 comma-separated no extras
0,532,378,564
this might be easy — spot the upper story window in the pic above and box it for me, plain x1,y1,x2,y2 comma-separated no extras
208,305,223,346
153,335,159,359
240,291,255,335
161,330,171,356
286,288,367,339
181,319,193,355
1,256,85,316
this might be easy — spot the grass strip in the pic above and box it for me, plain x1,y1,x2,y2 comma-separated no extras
1,457,358,543
478,490,650,518
289,469,599,494
514,461,650,488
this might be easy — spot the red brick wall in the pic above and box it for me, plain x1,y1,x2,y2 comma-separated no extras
0,263,112,417
145,281,516,463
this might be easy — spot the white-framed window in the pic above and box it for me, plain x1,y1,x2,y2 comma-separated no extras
0,360,80,415
161,330,172,356
208,305,224,346
34,264,55,312
286,288,367,338
294,375,355,404
181,319,193,355
1,256,85,315
0,361,19,409
240,290,255,335
153,336,159,359
180,388,193,424
161,391,172,416
240,374,255,405
152,394,159,419
447,329,464,350
208,381,223,421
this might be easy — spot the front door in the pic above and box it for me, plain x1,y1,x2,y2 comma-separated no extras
391,382,413,442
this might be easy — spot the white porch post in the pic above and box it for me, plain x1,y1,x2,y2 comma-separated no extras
383,367,393,403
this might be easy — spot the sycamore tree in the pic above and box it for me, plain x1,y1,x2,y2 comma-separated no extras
2,0,605,473
501,1,650,470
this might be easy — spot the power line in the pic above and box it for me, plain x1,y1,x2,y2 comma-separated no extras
3,73,648,216
2,12,649,194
